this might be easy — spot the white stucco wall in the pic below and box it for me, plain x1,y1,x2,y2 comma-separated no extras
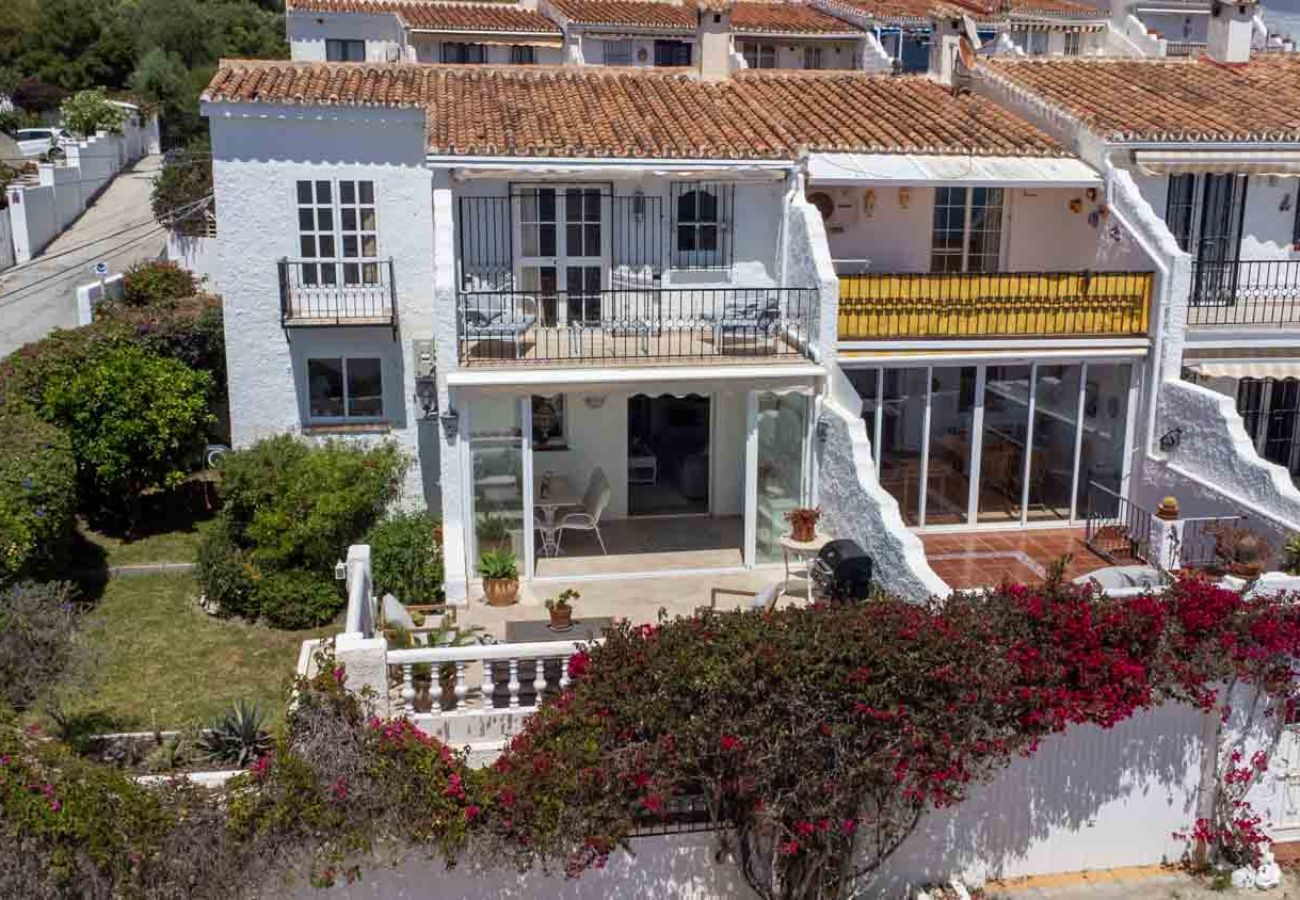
734,36,863,70
577,32,696,66
206,102,437,507
0,207,13,272
410,37,564,65
287,11,405,62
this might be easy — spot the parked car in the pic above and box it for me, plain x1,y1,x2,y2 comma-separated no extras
14,128,71,160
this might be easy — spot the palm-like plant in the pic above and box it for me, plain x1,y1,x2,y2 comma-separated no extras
198,700,272,767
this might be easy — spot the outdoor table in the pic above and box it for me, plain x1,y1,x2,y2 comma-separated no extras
534,474,578,556
779,532,831,604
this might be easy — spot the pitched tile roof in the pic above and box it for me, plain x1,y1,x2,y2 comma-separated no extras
547,0,697,30
822,0,975,24
981,55,1300,143
204,60,1071,159
288,0,561,34
730,2,865,34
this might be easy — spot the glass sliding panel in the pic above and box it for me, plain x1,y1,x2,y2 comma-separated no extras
847,368,882,473
755,392,809,564
929,188,966,274
468,397,525,568
977,365,1032,524
1025,364,1082,522
877,367,929,526
966,188,1004,273
1076,363,1132,518
923,366,977,526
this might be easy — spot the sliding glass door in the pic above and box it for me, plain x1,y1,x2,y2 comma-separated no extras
852,360,1134,529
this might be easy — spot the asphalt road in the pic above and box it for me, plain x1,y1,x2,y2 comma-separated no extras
0,154,166,358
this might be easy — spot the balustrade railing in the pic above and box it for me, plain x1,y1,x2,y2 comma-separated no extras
386,640,594,717
278,257,397,328
1083,481,1153,566
1187,259,1300,329
837,270,1152,340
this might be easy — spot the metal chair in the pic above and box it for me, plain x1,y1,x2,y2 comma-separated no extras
556,467,611,554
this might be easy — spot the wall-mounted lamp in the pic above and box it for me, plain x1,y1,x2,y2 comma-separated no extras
413,339,438,419
862,188,876,218
1281,191,1294,213
815,414,831,443
583,394,607,409
632,189,646,223
897,187,912,209
334,559,348,581
1159,427,1183,452
1069,197,1084,214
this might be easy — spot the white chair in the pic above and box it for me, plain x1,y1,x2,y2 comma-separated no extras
556,467,611,554
534,510,561,558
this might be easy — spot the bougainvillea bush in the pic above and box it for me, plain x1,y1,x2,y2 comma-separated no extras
476,576,1300,899
1,576,1300,899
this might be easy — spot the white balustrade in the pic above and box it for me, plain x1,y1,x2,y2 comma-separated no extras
386,640,595,717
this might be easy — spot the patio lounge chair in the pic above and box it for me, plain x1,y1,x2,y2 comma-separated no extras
713,295,781,354
461,296,536,359
556,467,611,554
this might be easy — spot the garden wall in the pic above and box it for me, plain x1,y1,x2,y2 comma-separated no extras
294,697,1258,898
0,207,14,272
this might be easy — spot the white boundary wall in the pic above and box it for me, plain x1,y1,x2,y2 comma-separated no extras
0,207,13,272
166,231,219,289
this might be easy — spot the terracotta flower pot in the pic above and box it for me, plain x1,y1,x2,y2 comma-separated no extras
549,606,573,630
790,521,815,543
484,577,519,607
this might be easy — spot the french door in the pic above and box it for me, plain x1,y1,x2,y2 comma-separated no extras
1166,174,1248,306
514,186,607,325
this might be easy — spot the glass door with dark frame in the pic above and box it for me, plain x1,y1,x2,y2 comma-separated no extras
1166,173,1248,307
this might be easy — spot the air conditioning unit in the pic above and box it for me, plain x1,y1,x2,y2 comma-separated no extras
807,188,863,234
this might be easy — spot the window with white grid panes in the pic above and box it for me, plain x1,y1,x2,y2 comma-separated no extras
297,179,380,287
929,187,1003,274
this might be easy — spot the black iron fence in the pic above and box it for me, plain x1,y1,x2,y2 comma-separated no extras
278,257,396,328
1187,259,1300,328
838,270,1153,340
1178,514,1249,571
1083,481,1153,566
456,286,816,364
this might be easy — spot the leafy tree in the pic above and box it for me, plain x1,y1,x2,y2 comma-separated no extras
60,87,126,138
39,343,212,519
0,405,76,585
128,46,187,111
10,77,64,114
151,140,212,234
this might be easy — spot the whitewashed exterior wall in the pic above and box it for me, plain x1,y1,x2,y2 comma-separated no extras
288,11,406,62
1131,172,1300,263
206,102,436,507
411,37,564,65
0,207,13,272
167,232,220,290
733,37,864,70
7,182,58,263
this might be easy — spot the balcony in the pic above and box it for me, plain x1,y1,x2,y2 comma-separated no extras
837,270,1153,341
278,258,397,331
1186,259,1300,330
456,287,817,367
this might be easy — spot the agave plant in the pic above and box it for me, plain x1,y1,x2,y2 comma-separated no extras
198,700,273,767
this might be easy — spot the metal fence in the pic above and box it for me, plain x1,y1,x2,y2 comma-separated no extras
838,270,1153,340
1187,259,1300,328
456,286,816,364
278,257,396,328
1082,481,1153,566
1178,514,1249,571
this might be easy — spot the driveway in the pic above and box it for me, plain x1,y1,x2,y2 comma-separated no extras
0,154,166,358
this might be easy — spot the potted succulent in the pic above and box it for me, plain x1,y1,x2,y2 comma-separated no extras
478,548,519,606
1210,525,1270,579
545,588,579,631
785,507,821,543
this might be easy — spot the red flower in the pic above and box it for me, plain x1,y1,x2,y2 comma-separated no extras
642,794,665,814
720,734,744,753
780,840,801,856
465,805,480,820
567,650,591,679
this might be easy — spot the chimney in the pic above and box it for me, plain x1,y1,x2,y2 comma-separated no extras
1207,0,1257,64
697,0,734,81
929,16,963,85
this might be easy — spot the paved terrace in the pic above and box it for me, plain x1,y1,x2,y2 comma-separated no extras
921,527,1113,591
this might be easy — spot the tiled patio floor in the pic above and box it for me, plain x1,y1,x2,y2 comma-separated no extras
920,527,1116,591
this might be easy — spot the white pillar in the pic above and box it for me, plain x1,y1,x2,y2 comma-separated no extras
1148,496,1185,572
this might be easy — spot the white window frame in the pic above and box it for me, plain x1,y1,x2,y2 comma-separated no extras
929,186,1005,274
306,356,385,423
295,178,381,287
1063,32,1082,56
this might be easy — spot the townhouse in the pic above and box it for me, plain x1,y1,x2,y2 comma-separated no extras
973,0,1300,553
285,0,1144,75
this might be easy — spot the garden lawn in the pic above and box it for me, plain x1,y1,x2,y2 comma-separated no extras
66,573,334,731
78,519,214,568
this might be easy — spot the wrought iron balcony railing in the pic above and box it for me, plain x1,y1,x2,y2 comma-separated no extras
278,258,397,329
1187,259,1300,329
456,286,816,366
837,270,1153,341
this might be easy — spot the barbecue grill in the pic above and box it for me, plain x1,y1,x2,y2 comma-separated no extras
809,539,873,603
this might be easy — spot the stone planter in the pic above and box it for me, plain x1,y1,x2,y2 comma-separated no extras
549,606,573,630
484,577,519,607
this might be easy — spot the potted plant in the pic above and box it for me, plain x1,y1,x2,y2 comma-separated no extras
1210,525,1270,579
545,588,579,631
476,513,512,554
785,507,821,543
478,548,519,606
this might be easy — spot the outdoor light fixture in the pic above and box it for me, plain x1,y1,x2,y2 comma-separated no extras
334,559,348,581
441,408,460,439
632,190,646,223
816,414,831,443
413,340,438,419
1159,427,1183,451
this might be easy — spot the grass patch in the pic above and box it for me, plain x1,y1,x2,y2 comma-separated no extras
74,481,219,569
79,518,214,568
58,572,334,732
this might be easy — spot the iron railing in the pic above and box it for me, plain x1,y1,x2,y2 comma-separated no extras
278,257,397,329
1179,514,1249,571
837,270,1153,340
1187,259,1300,328
1083,481,1153,566
1164,40,1206,57
456,286,816,365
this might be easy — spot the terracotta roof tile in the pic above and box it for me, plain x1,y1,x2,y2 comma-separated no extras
730,2,865,34
289,0,561,33
824,0,974,24
981,54,1300,143
204,60,1070,158
547,0,697,29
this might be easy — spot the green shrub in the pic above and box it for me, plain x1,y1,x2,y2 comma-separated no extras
121,260,197,307
366,510,443,604
476,548,517,580
0,581,79,711
0,406,76,584
256,569,343,630
218,436,407,573
59,88,126,139
196,519,257,619
39,343,213,519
